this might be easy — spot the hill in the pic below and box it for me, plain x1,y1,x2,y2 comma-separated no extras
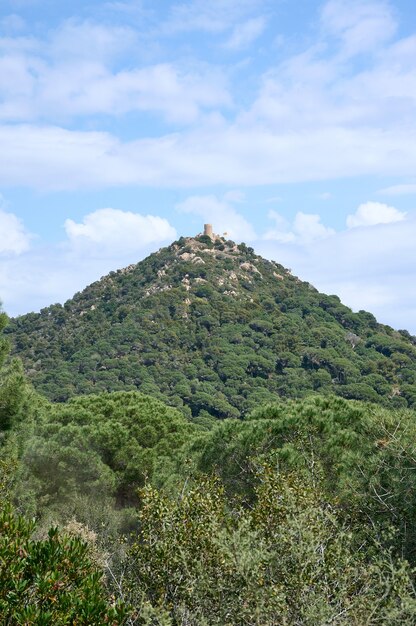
7,234,416,417
3,296,416,623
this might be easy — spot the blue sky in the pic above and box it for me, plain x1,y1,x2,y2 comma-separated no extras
1,0,416,332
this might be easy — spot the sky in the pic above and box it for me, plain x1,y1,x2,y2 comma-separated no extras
0,0,416,332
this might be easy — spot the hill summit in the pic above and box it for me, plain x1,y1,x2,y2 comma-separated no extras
7,232,416,417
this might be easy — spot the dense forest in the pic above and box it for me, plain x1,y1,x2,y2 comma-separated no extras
2,237,416,624
7,236,416,416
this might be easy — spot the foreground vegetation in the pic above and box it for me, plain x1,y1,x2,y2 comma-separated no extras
2,299,416,624
3,233,416,623
0,491,126,625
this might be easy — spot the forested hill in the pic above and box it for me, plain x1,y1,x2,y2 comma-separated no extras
7,234,416,417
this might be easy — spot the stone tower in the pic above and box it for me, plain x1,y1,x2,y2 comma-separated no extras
204,223,214,240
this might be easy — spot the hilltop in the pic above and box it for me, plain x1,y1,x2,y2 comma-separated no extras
7,234,416,417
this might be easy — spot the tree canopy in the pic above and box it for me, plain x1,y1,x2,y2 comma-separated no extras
7,237,416,417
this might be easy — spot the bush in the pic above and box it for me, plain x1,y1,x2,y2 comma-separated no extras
0,504,126,625
126,468,416,625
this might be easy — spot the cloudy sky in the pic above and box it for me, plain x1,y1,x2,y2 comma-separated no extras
1,0,416,332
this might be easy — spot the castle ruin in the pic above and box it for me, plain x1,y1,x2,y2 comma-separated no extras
204,224,214,240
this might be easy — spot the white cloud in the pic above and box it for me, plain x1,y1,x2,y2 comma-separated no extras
0,44,231,124
0,208,177,316
264,211,335,244
379,183,416,196
263,210,294,243
0,2,416,190
0,14,26,33
0,251,84,315
346,201,406,228
49,20,138,63
293,212,335,243
321,0,397,57
0,125,128,190
43,63,229,124
0,208,32,255
266,196,283,204
162,0,265,35
223,189,245,203
231,3,416,172
243,26,416,133
177,194,256,241
3,121,416,191
103,1,148,15
65,208,177,257
256,211,416,333
224,16,266,50
0,17,232,126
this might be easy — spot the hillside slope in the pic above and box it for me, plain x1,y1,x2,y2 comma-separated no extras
7,235,416,417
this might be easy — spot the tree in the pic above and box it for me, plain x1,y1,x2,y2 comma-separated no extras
126,467,416,625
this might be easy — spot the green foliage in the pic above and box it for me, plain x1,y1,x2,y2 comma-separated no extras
126,468,416,625
189,395,416,562
0,445,126,625
7,237,416,417
196,234,213,247
15,391,197,527
0,310,9,365
0,358,30,433
0,504,126,625
0,306,45,467
4,285,416,626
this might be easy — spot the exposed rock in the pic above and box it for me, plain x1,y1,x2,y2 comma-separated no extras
241,262,262,276
182,276,191,292
180,252,195,262
346,332,361,349
144,284,172,297
117,264,136,275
